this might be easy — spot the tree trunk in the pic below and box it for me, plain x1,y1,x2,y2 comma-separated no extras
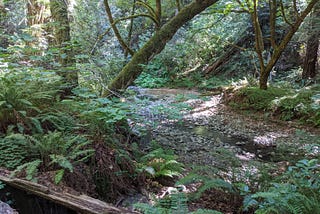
104,0,218,96
302,2,320,80
259,0,319,90
204,32,252,75
50,0,78,95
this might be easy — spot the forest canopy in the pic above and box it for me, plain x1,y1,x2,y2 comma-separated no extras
0,0,319,213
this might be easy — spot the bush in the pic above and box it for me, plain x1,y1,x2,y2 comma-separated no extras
230,86,289,111
244,159,320,214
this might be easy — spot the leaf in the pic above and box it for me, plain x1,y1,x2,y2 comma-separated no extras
144,166,155,176
54,169,65,184
49,154,73,172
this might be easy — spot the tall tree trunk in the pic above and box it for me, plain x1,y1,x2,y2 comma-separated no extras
27,0,47,26
104,0,218,96
302,2,320,80
50,0,78,95
258,0,319,90
26,0,49,55
0,1,9,49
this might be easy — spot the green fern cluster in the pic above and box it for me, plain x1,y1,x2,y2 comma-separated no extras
0,134,36,169
134,192,223,214
0,70,61,133
177,173,234,200
6,131,94,183
244,159,320,214
137,142,184,179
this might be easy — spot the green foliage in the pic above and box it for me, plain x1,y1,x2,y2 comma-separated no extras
0,70,61,133
230,86,320,126
8,131,94,183
230,87,289,111
134,192,222,214
135,59,172,88
199,76,230,90
28,131,94,166
137,142,184,179
0,133,34,169
270,88,320,125
177,173,234,200
12,160,42,182
243,159,320,214
134,193,188,214
77,97,130,137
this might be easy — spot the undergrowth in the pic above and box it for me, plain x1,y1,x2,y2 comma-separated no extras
229,86,320,126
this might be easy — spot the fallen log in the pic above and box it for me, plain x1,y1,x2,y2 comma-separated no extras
204,33,252,75
0,174,138,214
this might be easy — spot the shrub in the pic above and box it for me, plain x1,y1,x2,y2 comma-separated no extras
243,159,320,214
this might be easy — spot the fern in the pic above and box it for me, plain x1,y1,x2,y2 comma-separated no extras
0,133,37,169
134,193,222,214
243,159,320,214
190,209,223,214
0,70,60,133
137,145,184,179
178,173,234,200
12,159,42,182
49,154,73,172
54,169,65,184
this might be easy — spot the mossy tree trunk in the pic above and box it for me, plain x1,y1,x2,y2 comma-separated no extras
302,2,320,80
245,0,319,90
50,0,78,95
104,0,218,96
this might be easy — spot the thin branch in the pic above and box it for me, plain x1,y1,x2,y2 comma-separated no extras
280,0,294,27
155,0,161,29
136,1,156,18
90,27,112,55
176,0,181,11
136,0,159,27
230,9,250,13
114,13,159,26
269,0,277,49
125,0,136,58
293,0,299,18
252,0,265,70
103,0,134,56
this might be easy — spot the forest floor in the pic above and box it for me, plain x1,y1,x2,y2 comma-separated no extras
125,87,320,213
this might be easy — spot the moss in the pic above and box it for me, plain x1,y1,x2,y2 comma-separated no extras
231,86,289,111
229,86,320,126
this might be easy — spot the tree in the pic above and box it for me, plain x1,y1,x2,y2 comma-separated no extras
50,0,78,94
236,0,319,90
302,2,320,80
104,0,219,95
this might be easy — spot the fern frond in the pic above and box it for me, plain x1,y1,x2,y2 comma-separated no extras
195,179,234,199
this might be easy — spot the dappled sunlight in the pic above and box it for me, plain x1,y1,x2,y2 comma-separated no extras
253,132,288,147
184,95,222,120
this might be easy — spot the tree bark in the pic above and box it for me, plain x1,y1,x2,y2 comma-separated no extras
104,0,218,96
0,174,135,214
204,32,252,75
302,2,320,80
258,0,319,90
103,0,134,56
50,0,78,95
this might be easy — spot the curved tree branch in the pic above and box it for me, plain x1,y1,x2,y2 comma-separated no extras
103,0,134,56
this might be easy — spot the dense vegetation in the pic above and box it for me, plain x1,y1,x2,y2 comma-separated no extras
0,0,319,213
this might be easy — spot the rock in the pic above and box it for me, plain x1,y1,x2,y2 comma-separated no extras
236,141,246,146
0,201,18,214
